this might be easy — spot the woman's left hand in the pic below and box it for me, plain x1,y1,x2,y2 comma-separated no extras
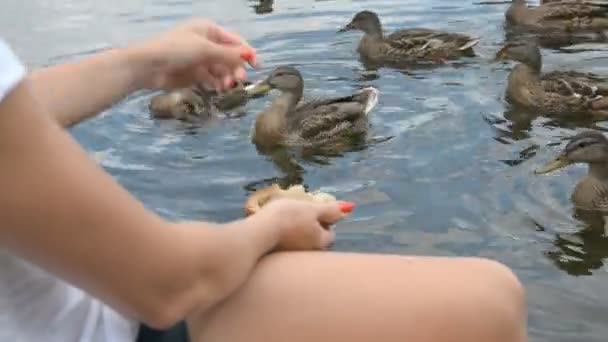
130,19,259,92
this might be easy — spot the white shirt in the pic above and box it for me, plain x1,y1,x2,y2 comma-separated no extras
0,39,139,342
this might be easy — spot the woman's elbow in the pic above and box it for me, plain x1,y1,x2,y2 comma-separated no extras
136,298,186,330
135,280,219,330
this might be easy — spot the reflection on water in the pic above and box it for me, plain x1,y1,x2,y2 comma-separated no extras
547,209,608,276
6,0,608,340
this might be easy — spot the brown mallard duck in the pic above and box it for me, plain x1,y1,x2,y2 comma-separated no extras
247,66,379,151
535,130,608,211
148,81,267,121
506,0,608,33
337,10,479,66
495,41,608,116
251,0,273,14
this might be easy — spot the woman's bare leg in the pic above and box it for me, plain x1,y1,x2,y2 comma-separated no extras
187,252,527,342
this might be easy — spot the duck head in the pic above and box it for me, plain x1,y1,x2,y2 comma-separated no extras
339,10,383,35
495,41,542,72
535,131,608,174
246,66,304,97
149,89,206,119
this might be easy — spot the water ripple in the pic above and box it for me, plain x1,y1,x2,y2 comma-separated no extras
5,0,608,340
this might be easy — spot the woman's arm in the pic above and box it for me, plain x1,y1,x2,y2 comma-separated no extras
28,47,143,127
28,19,257,128
0,77,282,328
0,20,342,330
0,76,343,330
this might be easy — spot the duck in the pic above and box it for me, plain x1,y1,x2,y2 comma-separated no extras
494,41,608,116
337,10,479,67
252,0,273,14
535,130,608,211
540,0,608,5
148,81,268,121
506,0,608,33
246,66,379,152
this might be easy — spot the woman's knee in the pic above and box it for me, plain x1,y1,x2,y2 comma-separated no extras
462,258,527,341
188,253,528,342
469,257,525,298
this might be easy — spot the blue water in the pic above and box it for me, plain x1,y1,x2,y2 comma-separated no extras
4,0,608,340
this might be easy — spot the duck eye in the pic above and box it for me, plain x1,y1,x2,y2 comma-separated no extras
577,141,592,149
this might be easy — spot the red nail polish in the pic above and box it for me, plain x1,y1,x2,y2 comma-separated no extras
240,49,256,63
338,202,355,213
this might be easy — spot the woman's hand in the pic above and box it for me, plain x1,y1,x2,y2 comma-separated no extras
130,19,259,92
255,199,351,251
29,18,258,127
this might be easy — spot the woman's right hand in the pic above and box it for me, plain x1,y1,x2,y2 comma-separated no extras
255,199,351,251
129,19,259,92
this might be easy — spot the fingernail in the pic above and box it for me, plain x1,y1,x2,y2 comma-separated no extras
338,201,355,213
240,49,255,63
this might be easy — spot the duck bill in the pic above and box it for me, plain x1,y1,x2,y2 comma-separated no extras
338,22,355,33
244,80,272,98
534,155,572,175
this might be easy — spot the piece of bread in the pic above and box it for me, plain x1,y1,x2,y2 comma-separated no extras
244,184,337,216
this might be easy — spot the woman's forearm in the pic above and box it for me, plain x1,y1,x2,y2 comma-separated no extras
28,47,146,127
0,78,279,329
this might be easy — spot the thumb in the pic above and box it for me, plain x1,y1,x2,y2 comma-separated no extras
316,201,352,225
319,228,336,250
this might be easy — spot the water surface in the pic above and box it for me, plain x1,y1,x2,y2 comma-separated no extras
4,0,608,340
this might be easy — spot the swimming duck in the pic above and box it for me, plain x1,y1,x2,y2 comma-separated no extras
540,0,608,5
252,0,273,14
535,130,608,211
337,10,479,67
247,66,379,151
506,0,608,33
495,41,608,116
148,81,266,121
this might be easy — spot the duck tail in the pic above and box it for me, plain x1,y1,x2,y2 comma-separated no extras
355,87,379,115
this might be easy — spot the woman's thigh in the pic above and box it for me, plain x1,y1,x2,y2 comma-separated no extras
187,252,527,342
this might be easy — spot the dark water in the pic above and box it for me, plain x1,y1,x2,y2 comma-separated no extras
4,0,608,340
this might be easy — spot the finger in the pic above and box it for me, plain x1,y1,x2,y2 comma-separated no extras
209,64,234,91
203,38,259,69
185,18,215,37
208,24,251,48
251,53,263,70
319,227,336,249
233,66,247,82
195,67,222,91
203,41,248,69
315,202,351,225
238,48,259,69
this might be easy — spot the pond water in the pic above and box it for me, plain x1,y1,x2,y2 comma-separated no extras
4,0,608,340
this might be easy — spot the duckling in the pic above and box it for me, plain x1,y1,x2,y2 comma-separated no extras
494,41,608,116
506,0,608,33
148,81,266,121
535,130,608,211
247,66,379,151
338,10,479,67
